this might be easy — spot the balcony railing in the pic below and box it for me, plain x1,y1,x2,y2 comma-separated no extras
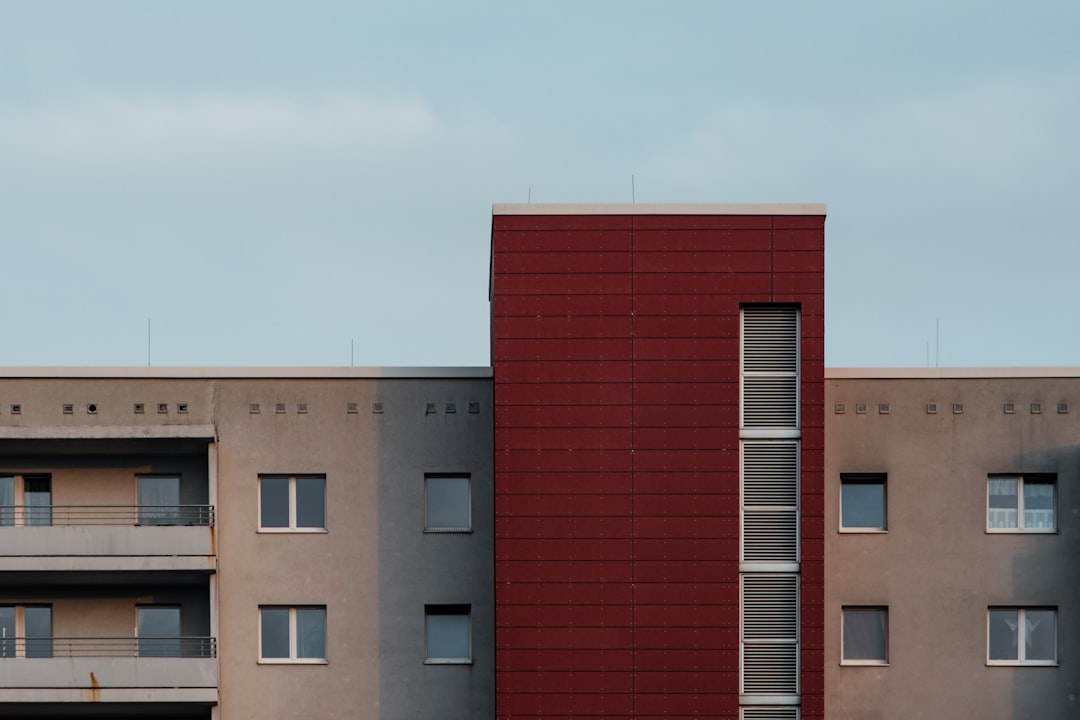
0,636,217,658
0,505,215,527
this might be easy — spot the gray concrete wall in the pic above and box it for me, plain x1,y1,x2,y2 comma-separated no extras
826,376,1080,720
375,380,494,720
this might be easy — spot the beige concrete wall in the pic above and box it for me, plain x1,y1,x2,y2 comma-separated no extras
826,377,1080,720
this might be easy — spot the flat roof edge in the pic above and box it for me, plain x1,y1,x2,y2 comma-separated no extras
0,367,494,380
827,367,1080,379
0,424,217,440
492,203,827,216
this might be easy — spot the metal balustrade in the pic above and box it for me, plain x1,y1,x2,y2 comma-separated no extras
0,505,215,527
0,636,217,658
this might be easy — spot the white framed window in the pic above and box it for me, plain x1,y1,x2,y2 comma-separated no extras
259,606,327,663
425,475,471,532
259,475,326,532
840,474,886,532
987,475,1055,532
841,606,888,665
425,605,471,664
988,607,1056,665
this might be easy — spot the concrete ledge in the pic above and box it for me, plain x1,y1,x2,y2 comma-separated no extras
0,425,216,440
0,657,217,695
493,203,826,216
827,367,1080,379
0,526,214,558
0,554,215,572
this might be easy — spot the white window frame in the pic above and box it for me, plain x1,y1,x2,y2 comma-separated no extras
986,475,1056,533
840,606,889,666
258,475,327,533
0,604,52,658
258,605,328,664
424,605,472,665
424,474,472,533
987,607,1057,666
839,474,887,533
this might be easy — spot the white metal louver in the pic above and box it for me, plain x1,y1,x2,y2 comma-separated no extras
742,441,799,564
740,306,800,713
741,307,799,430
741,708,800,720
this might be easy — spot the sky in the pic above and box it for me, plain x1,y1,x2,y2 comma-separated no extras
1,1,1078,368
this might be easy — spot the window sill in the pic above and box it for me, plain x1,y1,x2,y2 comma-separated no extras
424,528,473,534
838,528,888,534
424,658,473,665
257,528,329,534
986,660,1058,667
258,658,328,665
841,660,889,666
985,528,1057,534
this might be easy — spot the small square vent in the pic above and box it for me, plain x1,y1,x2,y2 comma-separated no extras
878,403,890,414
1058,402,1069,414
372,402,383,414
157,403,169,414
426,403,437,415
10,404,21,414
834,403,846,414
275,403,286,414
297,403,308,414
249,403,261,414
855,403,867,414
346,402,358,414
1031,403,1042,414
446,402,457,414
63,404,74,415
952,403,964,414
468,402,480,414
926,402,938,414
134,403,145,414
86,403,98,415
1003,403,1015,414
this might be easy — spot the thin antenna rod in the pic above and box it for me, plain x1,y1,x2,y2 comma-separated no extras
631,175,636,204
936,318,940,368
147,319,151,367
351,339,355,368
926,341,930,368
527,187,531,204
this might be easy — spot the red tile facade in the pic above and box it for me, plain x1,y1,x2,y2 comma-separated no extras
493,209,824,719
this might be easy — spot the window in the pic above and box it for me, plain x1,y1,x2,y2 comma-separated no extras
0,475,52,527
988,475,1055,532
259,606,327,662
841,607,888,665
138,476,181,526
425,605,471,663
840,474,886,531
0,605,52,658
259,475,326,531
425,475,471,532
138,606,181,657
988,608,1056,665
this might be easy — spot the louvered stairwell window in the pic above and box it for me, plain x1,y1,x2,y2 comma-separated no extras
740,305,800,712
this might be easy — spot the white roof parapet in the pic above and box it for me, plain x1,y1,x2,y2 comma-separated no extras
492,203,826,216
827,367,1080,379
0,367,493,380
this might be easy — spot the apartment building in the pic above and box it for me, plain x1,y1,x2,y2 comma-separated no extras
826,368,1080,720
0,369,493,720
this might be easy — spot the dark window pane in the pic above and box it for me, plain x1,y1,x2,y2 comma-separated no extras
138,607,181,657
843,608,887,661
296,607,327,659
988,478,1019,528
1023,481,1055,530
426,611,470,660
0,477,14,527
426,476,470,530
0,607,14,658
261,608,290,658
260,478,290,528
23,476,51,527
24,606,52,658
295,477,326,529
989,609,1018,660
841,482,885,529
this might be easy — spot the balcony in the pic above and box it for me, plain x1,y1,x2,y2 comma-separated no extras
0,505,216,572
0,636,217,704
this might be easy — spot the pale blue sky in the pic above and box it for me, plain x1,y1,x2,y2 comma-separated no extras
2,1,1077,367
